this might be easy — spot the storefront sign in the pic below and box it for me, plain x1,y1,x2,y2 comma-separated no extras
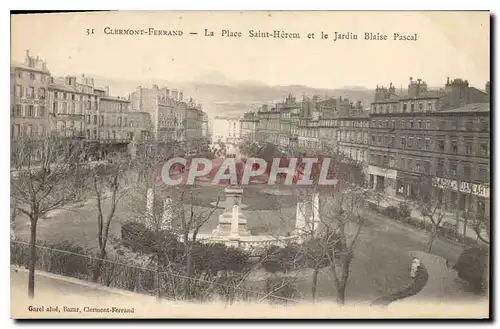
433,177,489,198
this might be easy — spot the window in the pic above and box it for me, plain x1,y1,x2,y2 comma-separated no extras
86,115,91,124
478,167,487,182
17,71,22,79
424,160,431,173
99,115,104,126
418,120,422,129
391,136,395,147
54,91,58,99
29,72,35,81
407,158,413,170
464,140,473,155
72,94,75,101
62,102,67,114
401,157,406,169
465,120,473,131
63,93,67,100
403,104,407,112
478,118,489,132
27,105,34,117
407,137,413,148
438,139,445,152
410,103,415,112
15,105,21,117
118,117,122,127
436,160,444,176
410,120,414,129
450,119,458,130
463,164,471,181
416,138,421,149
451,140,458,153
479,141,489,157
377,135,382,144
415,160,421,172
401,137,406,148
426,120,431,129
385,135,389,146
427,101,432,111
450,161,457,177
27,87,34,99
391,120,395,129
419,103,423,111
93,115,97,125
38,106,45,117
425,138,431,150
15,84,22,97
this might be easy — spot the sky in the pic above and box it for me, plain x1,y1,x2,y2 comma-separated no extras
11,11,490,90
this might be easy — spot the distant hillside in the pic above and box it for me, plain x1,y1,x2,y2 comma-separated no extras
91,76,375,118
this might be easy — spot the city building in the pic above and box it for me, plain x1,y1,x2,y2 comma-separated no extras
239,112,259,143
202,112,210,140
11,50,51,138
128,85,179,142
369,78,490,220
212,116,241,144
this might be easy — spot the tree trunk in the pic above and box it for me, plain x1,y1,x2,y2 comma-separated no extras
92,247,106,283
312,266,319,303
184,240,193,298
336,282,347,305
156,252,161,301
28,216,38,299
427,226,438,253
462,215,468,249
336,256,351,305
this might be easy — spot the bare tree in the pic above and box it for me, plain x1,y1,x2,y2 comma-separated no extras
90,153,131,282
10,135,87,298
290,152,370,305
411,174,453,253
469,212,490,245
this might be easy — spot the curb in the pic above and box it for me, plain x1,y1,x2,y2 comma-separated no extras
11,266,154,299
370,265,429,307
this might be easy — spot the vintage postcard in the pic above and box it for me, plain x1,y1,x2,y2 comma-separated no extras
10,11,490,319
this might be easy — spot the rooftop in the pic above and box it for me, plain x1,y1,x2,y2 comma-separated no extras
440,102,490,113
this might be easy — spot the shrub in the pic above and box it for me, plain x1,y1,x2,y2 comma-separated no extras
397,203,412,221
261,245,303,274
10,240,90,279
191,242,250,276
121,220,178,254
454,244,489,294
383,206,398,219
46,240,90,277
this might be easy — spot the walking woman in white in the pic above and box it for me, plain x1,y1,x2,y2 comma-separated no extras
410,257,421,278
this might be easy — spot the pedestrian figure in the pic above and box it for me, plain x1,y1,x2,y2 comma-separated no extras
410,257,420,278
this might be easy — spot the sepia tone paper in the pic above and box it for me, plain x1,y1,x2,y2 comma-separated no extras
10,11,490,319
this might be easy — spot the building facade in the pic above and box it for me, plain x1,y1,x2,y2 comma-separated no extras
239,112,259,143
11,50,51,138
369,78,490,219
212,116,241,144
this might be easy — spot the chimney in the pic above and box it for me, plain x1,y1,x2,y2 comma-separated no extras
25,49,30,59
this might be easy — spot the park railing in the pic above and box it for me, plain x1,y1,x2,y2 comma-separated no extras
10,240,302,305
